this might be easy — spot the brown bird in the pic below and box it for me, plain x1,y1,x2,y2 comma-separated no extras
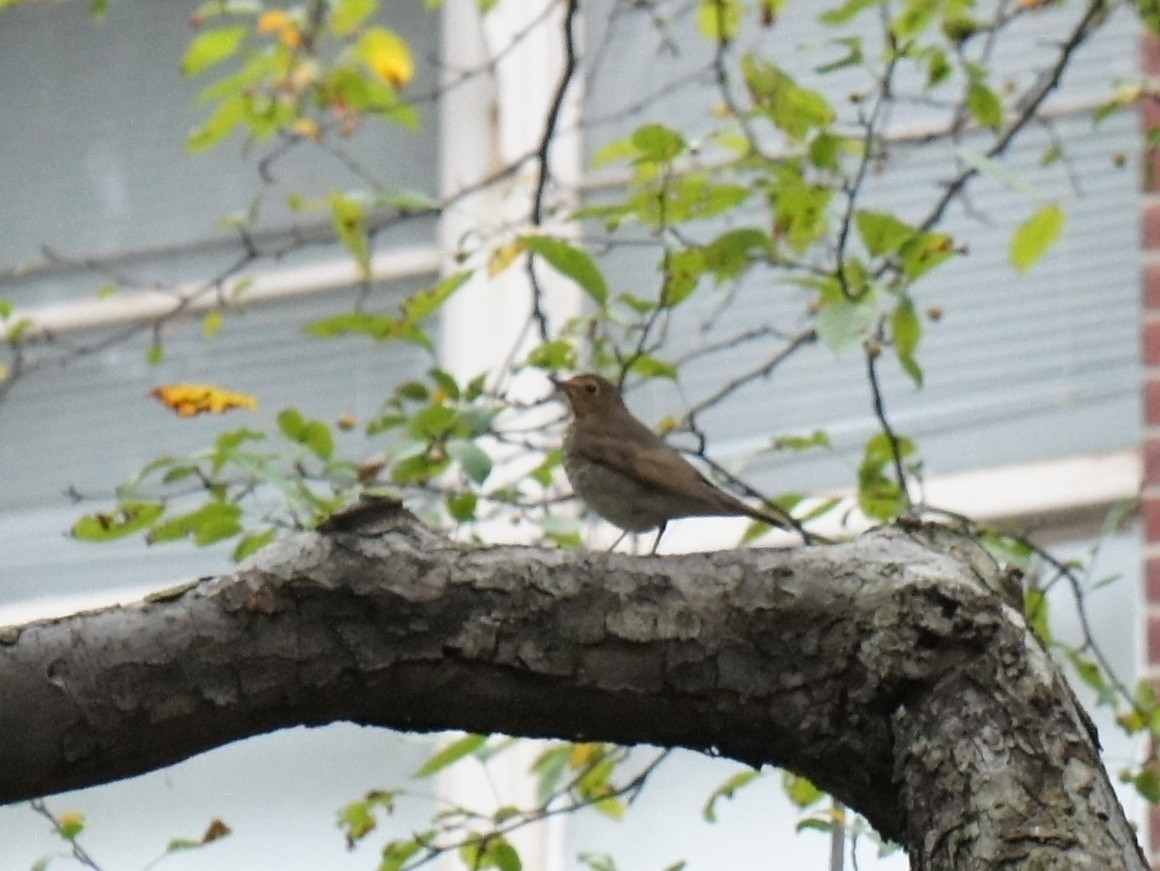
557,373,789,553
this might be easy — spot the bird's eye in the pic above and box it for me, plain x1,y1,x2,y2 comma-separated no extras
584,382,598,394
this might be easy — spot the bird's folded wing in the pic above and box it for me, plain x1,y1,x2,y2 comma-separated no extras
571,432,709,498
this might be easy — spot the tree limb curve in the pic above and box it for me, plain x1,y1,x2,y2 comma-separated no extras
0,501,1145,870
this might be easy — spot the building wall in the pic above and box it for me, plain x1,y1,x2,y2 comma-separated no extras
0,2,1151,869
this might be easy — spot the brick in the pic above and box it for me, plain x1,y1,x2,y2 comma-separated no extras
1144,34,1160,76
1144,200,1160,250
1146,320,1160,366
1145,261,1160,310
1148,557,1160,603
1144,495,1160,543
1143,98,1160,134
1148,613,1160,664
1148,150,1160,194
1148,441,1160,485
1147,380,1160,425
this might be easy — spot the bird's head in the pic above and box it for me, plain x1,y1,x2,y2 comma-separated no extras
556,373,625,421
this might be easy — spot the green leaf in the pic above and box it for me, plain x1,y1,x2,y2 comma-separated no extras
702,228,773,281
578,854,618,871
857,431,916,521
145,340,166,365
630,123,686,162
148,501,243,546
795,817,834,834
522,236,607,304
531,744,572,802
966,82,1002,131
1139,0,1160,38
72,501,165,541
202,308,224,338
181,25,247,76
772,430,831,451
447,439,492,484
338,790,399,847
819,0,878,25
1009,203,1064,273
627,355,677,380
429,368,460,400
815,296,876,352
303,308,431,345
1022,586,1052,642
277,408,335,460
589,135,638,169
232,526,276,561
661,248,706,306
164,839,203,853
409,404,461,439
742,55,834,139
891,297,920,360
392,452,445,487
414,733,487,777
897,352,923,387
401,380,433,401
898,231,955,280
702,769,760,822
926,49,951,87
696,0,742,40
330,193,371,278
526,339,578,371
331,0,376,34
488,840,522,871
380,837,424,871
446,491,478,522
187,94,247,152
1134,761,1160,803
782,771,824,808
854,210,915,257
771,169,832,250
403,272,471,322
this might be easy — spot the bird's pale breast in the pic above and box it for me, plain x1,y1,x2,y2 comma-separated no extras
563,428,672,531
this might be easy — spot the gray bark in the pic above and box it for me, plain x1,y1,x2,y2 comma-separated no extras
0,501,1146,870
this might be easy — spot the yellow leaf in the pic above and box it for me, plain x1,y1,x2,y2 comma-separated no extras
358,27,414,86
487,240,525,277
150,383,258,417
257,9,290,32
568,742,602,769
257,9,301,47
290,117,321,139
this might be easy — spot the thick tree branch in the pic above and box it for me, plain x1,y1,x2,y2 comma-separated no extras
0,503,1145,870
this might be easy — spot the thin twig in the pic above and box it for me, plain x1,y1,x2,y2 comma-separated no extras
864,339,911,509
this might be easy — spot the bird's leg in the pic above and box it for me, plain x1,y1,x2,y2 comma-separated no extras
649,522,667,556
606,530,629,553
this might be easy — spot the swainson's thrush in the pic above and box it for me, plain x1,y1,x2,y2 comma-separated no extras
557,373,787,552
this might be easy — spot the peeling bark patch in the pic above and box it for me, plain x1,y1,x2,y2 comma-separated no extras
605,601,700,641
